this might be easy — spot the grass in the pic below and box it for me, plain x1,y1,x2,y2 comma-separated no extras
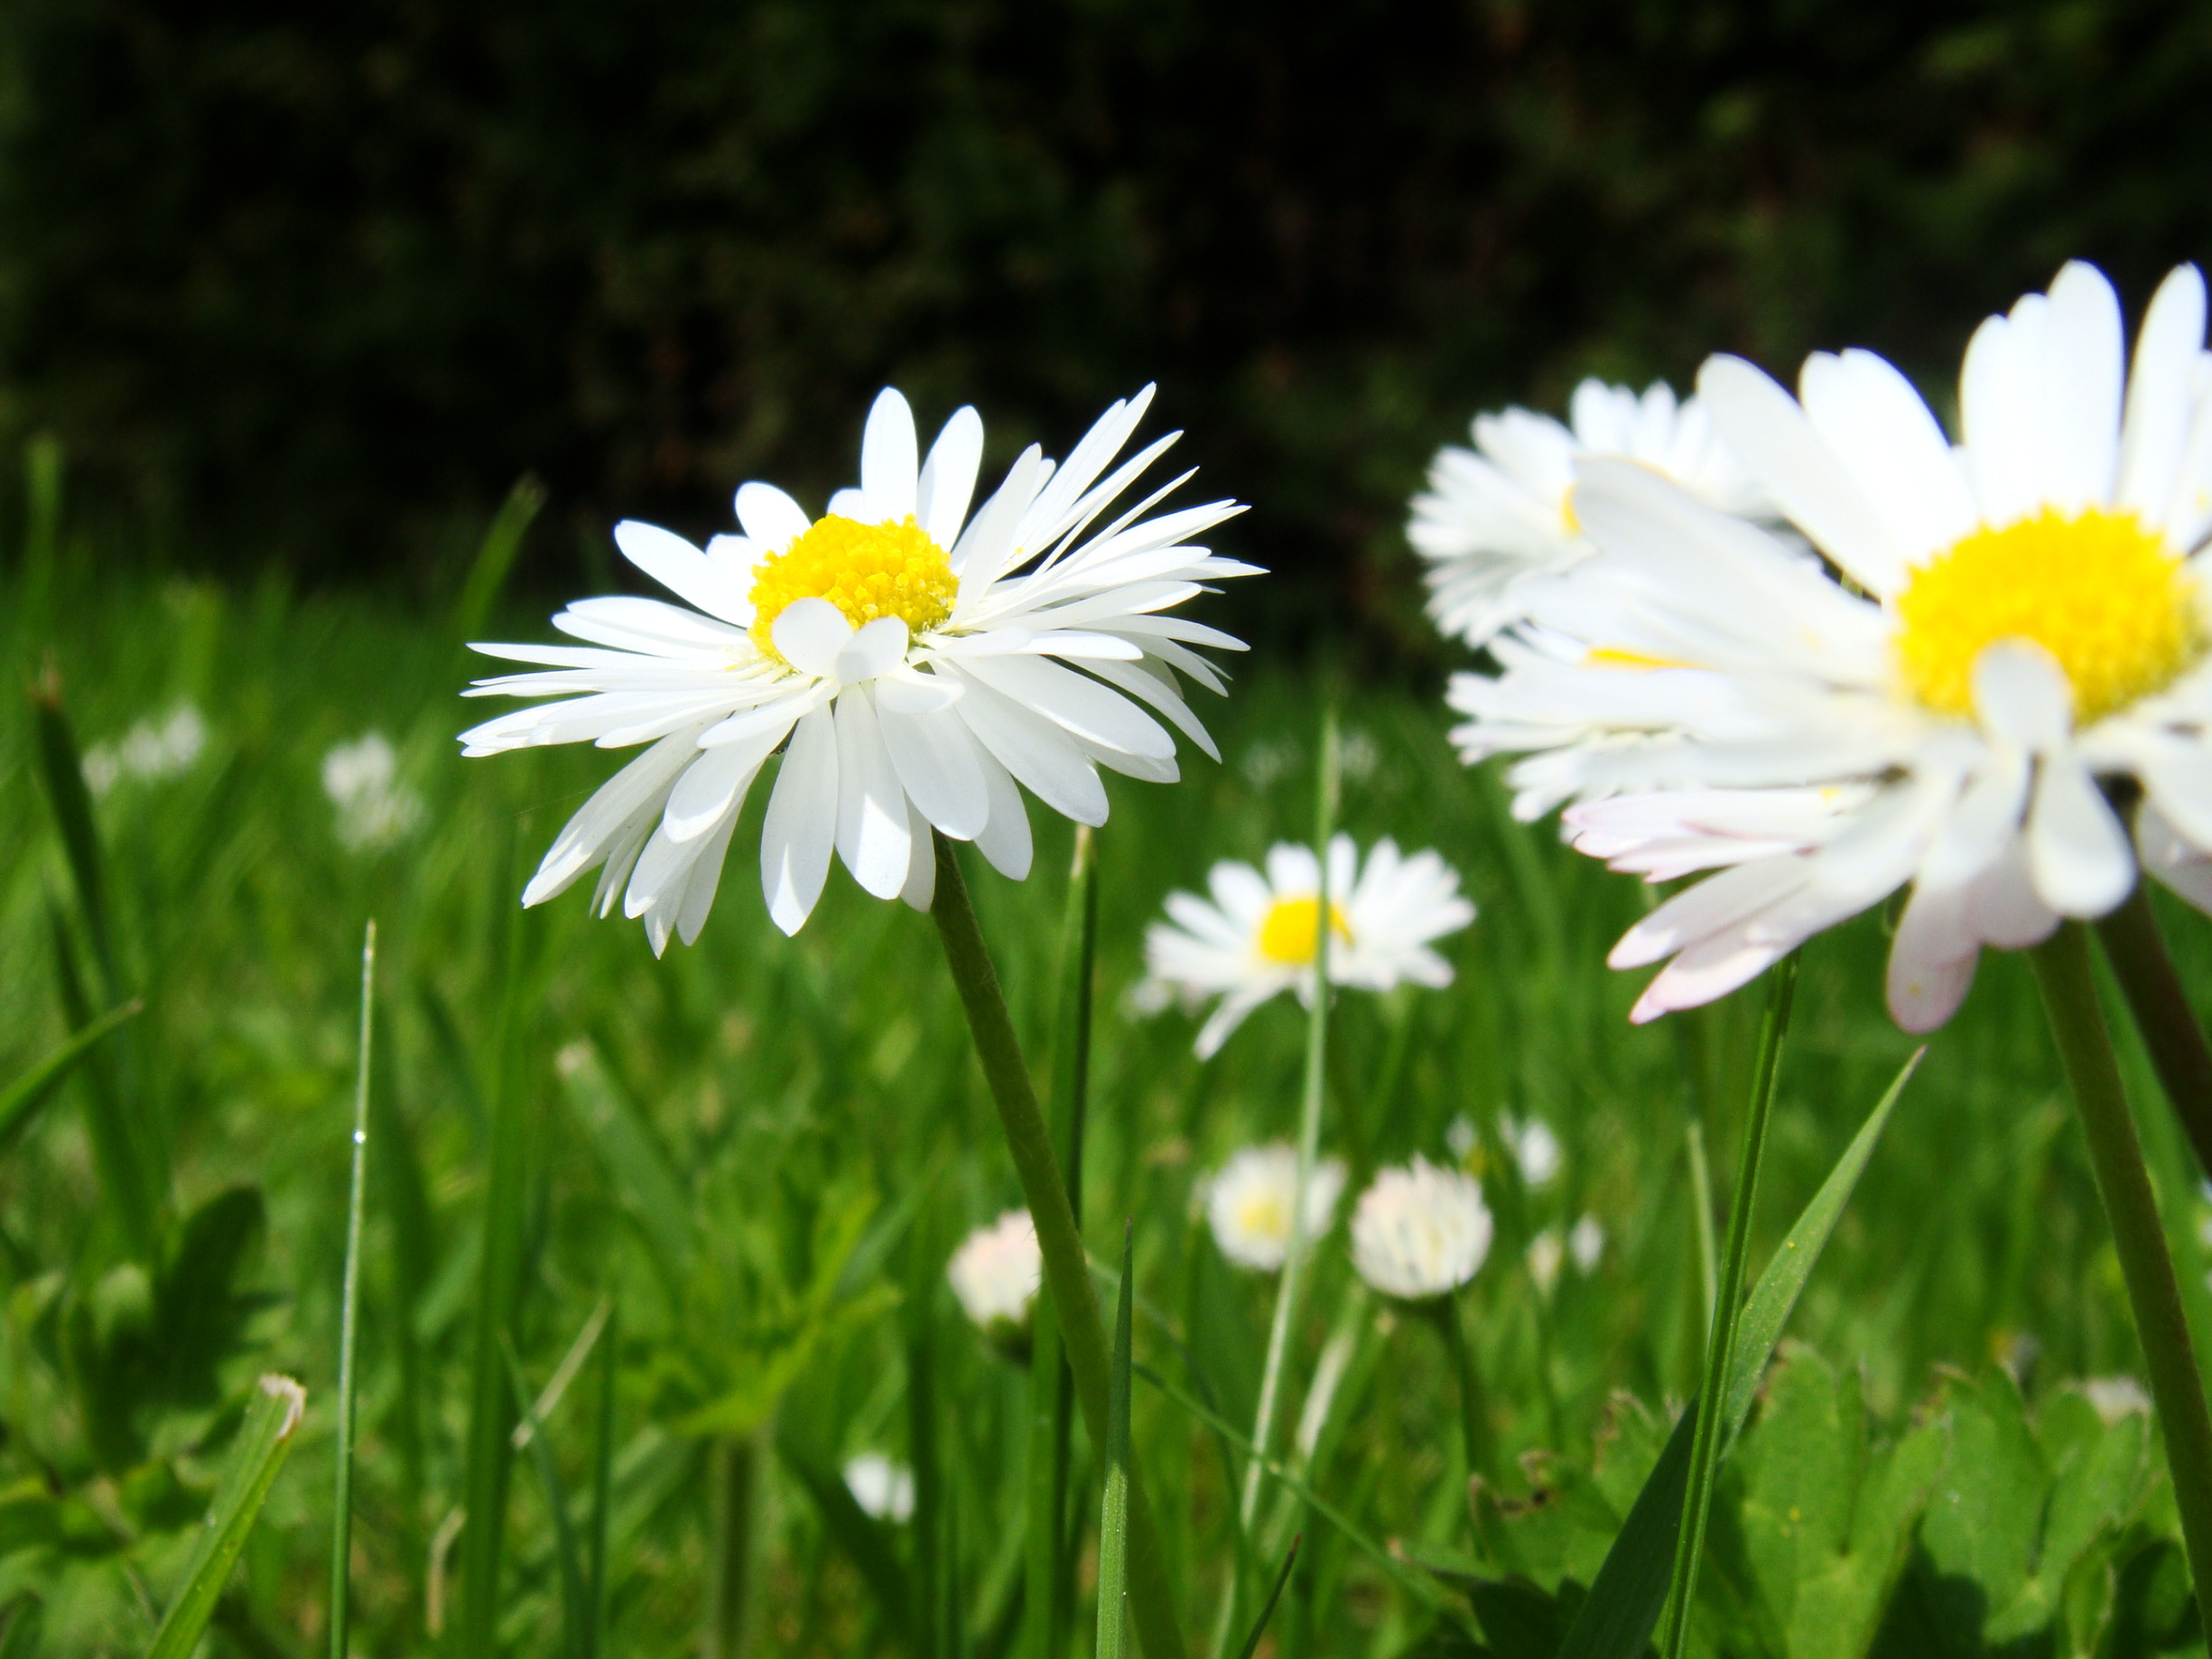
3,552,2211,1654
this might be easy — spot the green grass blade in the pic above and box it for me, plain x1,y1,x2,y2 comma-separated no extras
773,1430,918,1633
1096,1222,1135,1659
1554,1046,1923,1659
451,474,547,646
146,1375,307,1659
19,433,61,636
329,921,375,1659
555,1039,696,1284
30,670,119,997
0,995,140,1155
507,1340,589,1659
46,901,154,1257
585,1299,618,1659
1231,1535,1299,1659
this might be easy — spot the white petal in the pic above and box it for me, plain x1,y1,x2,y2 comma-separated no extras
674,806,743,946
736,482,812,549
962,654,1176,760
522,730,699,905
2044,261,2125,511
1797,350,1975,558
876,667,964,715
1698,354,1909,595
970,742,1034,879
828,487,868,518
949,670,1109,825
860,388,920,524
899,796,938,911
760,706,840,935
699,694,813,749
832,690,913,899
772,597,854,677
1887,883,1980,1031
661,721,783,842
1973,640,2070,749
2119,266,2208,527
835,617,909,684
917,406,984,547
878,703,990,840
2027,753,2135,917
613,520,754,624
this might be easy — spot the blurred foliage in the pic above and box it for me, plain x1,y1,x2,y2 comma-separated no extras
5,0,2212,657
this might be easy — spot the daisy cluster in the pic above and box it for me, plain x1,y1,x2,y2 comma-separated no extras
1431,262,2212,1030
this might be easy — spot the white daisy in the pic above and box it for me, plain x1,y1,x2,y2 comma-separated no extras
1568,1213,1606,1273
83,704,206,797
1139,834,1475,1058
946,1208,1041,1331
1502,1114,1561,1188
461,387,1254,949
1408,378,1770,649
1350,1157,1492,1301
323,732,425,850
1449,261,2212,1030
842,1453,915,1524
1203,1142,1349,1272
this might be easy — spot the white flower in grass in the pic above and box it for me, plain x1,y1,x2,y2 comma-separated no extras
323,732,424,849
1568,1214,1606,1272
1139,834,1474,1058
947,1208,1041,1331
1503,1114,1561,1188
1450,261,2212,1030
1350,1158,1492,1301
1409,379,1770,649
2082,1375,2152,1424
1204,1142,1348,1272
84,705,206,796
1526,1230,1565,1295
461,387,1254,950
842,1453,915,1523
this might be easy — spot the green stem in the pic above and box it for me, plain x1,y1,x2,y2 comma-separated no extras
1685,1118,1717,1348
329,922,375,1659
1436,1294,1491,1484
1658,955,1796,1659
2029,922,2212,1644
706,1432,767,1659
2095,883,2212,1182
931,834,1186,1659
1241,706,1339,1526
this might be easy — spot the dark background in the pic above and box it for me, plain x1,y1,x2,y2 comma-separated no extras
5,0,2211,657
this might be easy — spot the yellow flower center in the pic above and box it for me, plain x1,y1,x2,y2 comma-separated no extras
747,514,956,666
1256,895,1352,966
1234,1192,1290,1244
1893,507,2202,725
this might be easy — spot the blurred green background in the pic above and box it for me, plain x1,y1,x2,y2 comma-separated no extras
6,0,2212,655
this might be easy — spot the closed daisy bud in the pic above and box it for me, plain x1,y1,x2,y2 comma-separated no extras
1139,834,1474,1058
1204,1143,1347,1272
1350,1158,1492,1301
947,1208,1042,1335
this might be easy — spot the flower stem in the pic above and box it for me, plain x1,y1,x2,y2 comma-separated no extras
2030,921,2212,1644
931,833,1186,1659
1436,1292,1492,1484
1241,705,1340,1527
2095,883,2212,1182
1658,954,1796,1659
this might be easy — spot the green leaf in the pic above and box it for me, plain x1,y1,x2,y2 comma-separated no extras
508,1340,589,1659
144,1375,306,1659
1096,1221,1134,1659
0,998,141,1156
30,670,118,998
556,1039,696,1286
328,920,374,1659
1554,1047,1923,1659
1232,1534,1300,1659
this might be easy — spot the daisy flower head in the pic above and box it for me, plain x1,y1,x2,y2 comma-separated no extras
1139,834,1475,1058
1408,378,1770,649
842,1453,915,1524
947,1207,1042,1334
1204,1142,1349,1272
1450,260,2212,1030
461,387,1255,950
1350,1157,1492,1301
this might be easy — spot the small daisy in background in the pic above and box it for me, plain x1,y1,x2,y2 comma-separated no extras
841,1453,915,1524
1138,834,1474,1058
1528,1215,1607,1295
1408,378,1771,650
323,732,424,850
1569,1213,1606,1272
462,386,1253,951
1502,1113,1562,1188
1204,1142,1348,1272
82,704,206,797
947,1208,1041,1338
1350,1158,1492,1302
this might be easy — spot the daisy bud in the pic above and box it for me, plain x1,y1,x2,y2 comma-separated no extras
1350,1158,1492,1301
947,1208,1042,1341
1203,1143,1347,1272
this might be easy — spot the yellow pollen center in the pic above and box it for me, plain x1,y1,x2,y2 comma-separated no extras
748,514,956,666
1257,895,1352,966
1234,1192,1290,1244
1893,507,2202,725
